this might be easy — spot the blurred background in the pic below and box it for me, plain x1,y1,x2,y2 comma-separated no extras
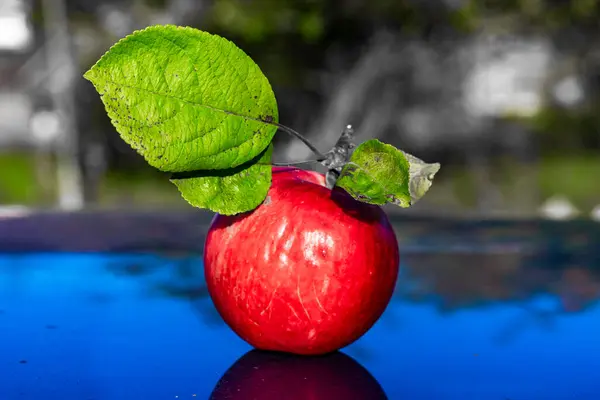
0,0,599,219
1,3,600,391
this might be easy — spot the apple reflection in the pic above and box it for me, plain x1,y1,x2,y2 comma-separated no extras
209,350,387,400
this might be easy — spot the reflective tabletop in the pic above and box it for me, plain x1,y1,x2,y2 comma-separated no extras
0,247,600,400
1,218,599,399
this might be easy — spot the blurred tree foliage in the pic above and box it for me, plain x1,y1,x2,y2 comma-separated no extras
4,0,597,212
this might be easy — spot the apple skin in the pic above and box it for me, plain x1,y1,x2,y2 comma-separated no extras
209,349,388,399
203,167,399,355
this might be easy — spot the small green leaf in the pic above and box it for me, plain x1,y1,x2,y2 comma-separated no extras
335,139,412,207
402,150,441,204
170,144,273,215
84,24,278,173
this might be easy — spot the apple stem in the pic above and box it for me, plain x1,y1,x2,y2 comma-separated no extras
273,122,327,160
321,125,356,189
270,123,357,190
271,160,321,166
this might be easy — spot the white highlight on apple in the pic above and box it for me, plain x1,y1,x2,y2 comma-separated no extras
302,230,334,266
276,219,288,239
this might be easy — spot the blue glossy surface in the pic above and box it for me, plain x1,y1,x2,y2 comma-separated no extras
1,252,599,399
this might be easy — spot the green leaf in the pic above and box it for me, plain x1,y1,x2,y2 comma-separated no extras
84,24,278,173
335,139,412,207
170,144,273,215
401,150,441,204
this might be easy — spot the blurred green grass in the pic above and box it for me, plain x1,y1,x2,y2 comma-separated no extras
1,152,598,214
538,154,600,211
0,153,47,205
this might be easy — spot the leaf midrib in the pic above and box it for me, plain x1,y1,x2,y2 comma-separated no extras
88,74,273,126
89,74,277,169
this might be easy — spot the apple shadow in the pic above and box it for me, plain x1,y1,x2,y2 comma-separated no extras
209,349,388,400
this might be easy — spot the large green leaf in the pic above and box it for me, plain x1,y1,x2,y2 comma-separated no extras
84,24,278,173
335,139,412,207
170,144,273,215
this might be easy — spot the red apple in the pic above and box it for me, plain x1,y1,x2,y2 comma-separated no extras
209,349,388,399
203,167,399,355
